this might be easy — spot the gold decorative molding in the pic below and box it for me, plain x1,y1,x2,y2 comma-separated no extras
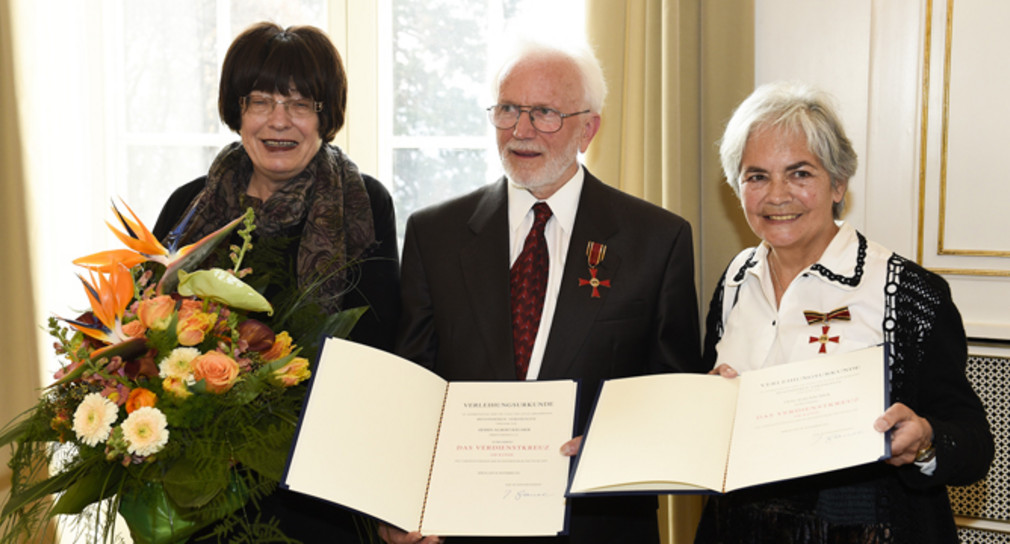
918,0,1010,276
929,268,1010,278
916,0,933,265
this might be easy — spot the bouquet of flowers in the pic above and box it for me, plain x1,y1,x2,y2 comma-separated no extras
0,202,364,543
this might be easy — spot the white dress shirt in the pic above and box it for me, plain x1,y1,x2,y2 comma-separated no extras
714,222,890,372
507,167,584,380
712,222,938,475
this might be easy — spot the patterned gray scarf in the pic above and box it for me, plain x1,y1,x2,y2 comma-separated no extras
171,141,375,311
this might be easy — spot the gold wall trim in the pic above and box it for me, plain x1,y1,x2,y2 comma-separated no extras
937,249,1010,258
918,0,1010,274
916,0,933,264
937,0,1010,258
928,268,1010,278
937,0,952,254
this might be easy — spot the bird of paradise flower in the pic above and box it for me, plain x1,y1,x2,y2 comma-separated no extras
73,200,244,294
58,200,248,375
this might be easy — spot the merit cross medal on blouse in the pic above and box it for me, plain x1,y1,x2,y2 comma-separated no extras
805,307,850,354
578,241,610,298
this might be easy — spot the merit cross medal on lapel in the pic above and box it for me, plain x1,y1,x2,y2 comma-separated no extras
805,307,851,354
578,241,610,298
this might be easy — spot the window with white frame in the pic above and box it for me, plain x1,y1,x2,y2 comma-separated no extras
13,2,584,540
377,0,586,240
14,0,328,386
16,0,583,384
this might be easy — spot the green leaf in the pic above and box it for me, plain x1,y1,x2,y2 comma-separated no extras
0,411,37,448
234,424,295,481
143,313,180,362
47,360,89,388
189,379,208,395
325,306,368,339
88,336,149,364
156,214,245,295
1,463,85,518
161,456,229,509
51,465,123,515
118,481,202,544
255,351,300,376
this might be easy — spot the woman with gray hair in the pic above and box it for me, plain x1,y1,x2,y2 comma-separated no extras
695,81,992,543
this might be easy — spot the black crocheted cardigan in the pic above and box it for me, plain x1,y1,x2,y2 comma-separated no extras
695,248,994,544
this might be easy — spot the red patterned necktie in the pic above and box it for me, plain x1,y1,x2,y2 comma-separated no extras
511,202,553,380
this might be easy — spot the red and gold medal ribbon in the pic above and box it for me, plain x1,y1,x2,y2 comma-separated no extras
586,241,606,268
803,307,851,325
578,241,610,298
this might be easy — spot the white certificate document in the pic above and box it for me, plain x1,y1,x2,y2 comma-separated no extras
423,381,577,536
569,345,888,495
283,338,577,536
725,345,889,491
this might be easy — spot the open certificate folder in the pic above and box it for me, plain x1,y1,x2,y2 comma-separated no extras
281,337,578,537
568,345,890,495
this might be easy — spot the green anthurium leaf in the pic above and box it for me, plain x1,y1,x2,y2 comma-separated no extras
176,269,273,315
161,456,229,509
51,464,124,515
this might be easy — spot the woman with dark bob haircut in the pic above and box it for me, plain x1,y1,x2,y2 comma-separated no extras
153,22,399,542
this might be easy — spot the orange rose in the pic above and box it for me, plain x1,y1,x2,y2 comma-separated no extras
273,357,311,387
176,310,217,346
262,331,294,362
136,295,175,331
125,387,157,413
192,351,240,394
177,299,203,320
121,319,147,338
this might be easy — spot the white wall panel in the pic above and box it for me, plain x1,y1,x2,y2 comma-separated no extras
755,0,1010,341
919,0,1010,340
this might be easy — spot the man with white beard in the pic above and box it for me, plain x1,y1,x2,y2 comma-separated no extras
386,37,704,544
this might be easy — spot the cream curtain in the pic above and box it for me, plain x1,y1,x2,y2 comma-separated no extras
584,0,700,225
583,0,757,306
582,1,758,543
0,0,42,506
583,2,705,543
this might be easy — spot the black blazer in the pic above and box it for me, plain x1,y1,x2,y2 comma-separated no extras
396,168,704,543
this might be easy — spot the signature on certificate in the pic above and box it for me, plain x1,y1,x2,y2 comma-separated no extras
502,488,551,501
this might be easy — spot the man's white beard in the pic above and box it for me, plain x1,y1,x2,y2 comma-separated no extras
501,137,581,193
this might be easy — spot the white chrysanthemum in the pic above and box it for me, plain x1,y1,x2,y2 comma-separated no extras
159,347,200,384
72,393,119,447
121,406,169,457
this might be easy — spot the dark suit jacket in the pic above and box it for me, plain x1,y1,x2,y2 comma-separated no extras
396,168,704,544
